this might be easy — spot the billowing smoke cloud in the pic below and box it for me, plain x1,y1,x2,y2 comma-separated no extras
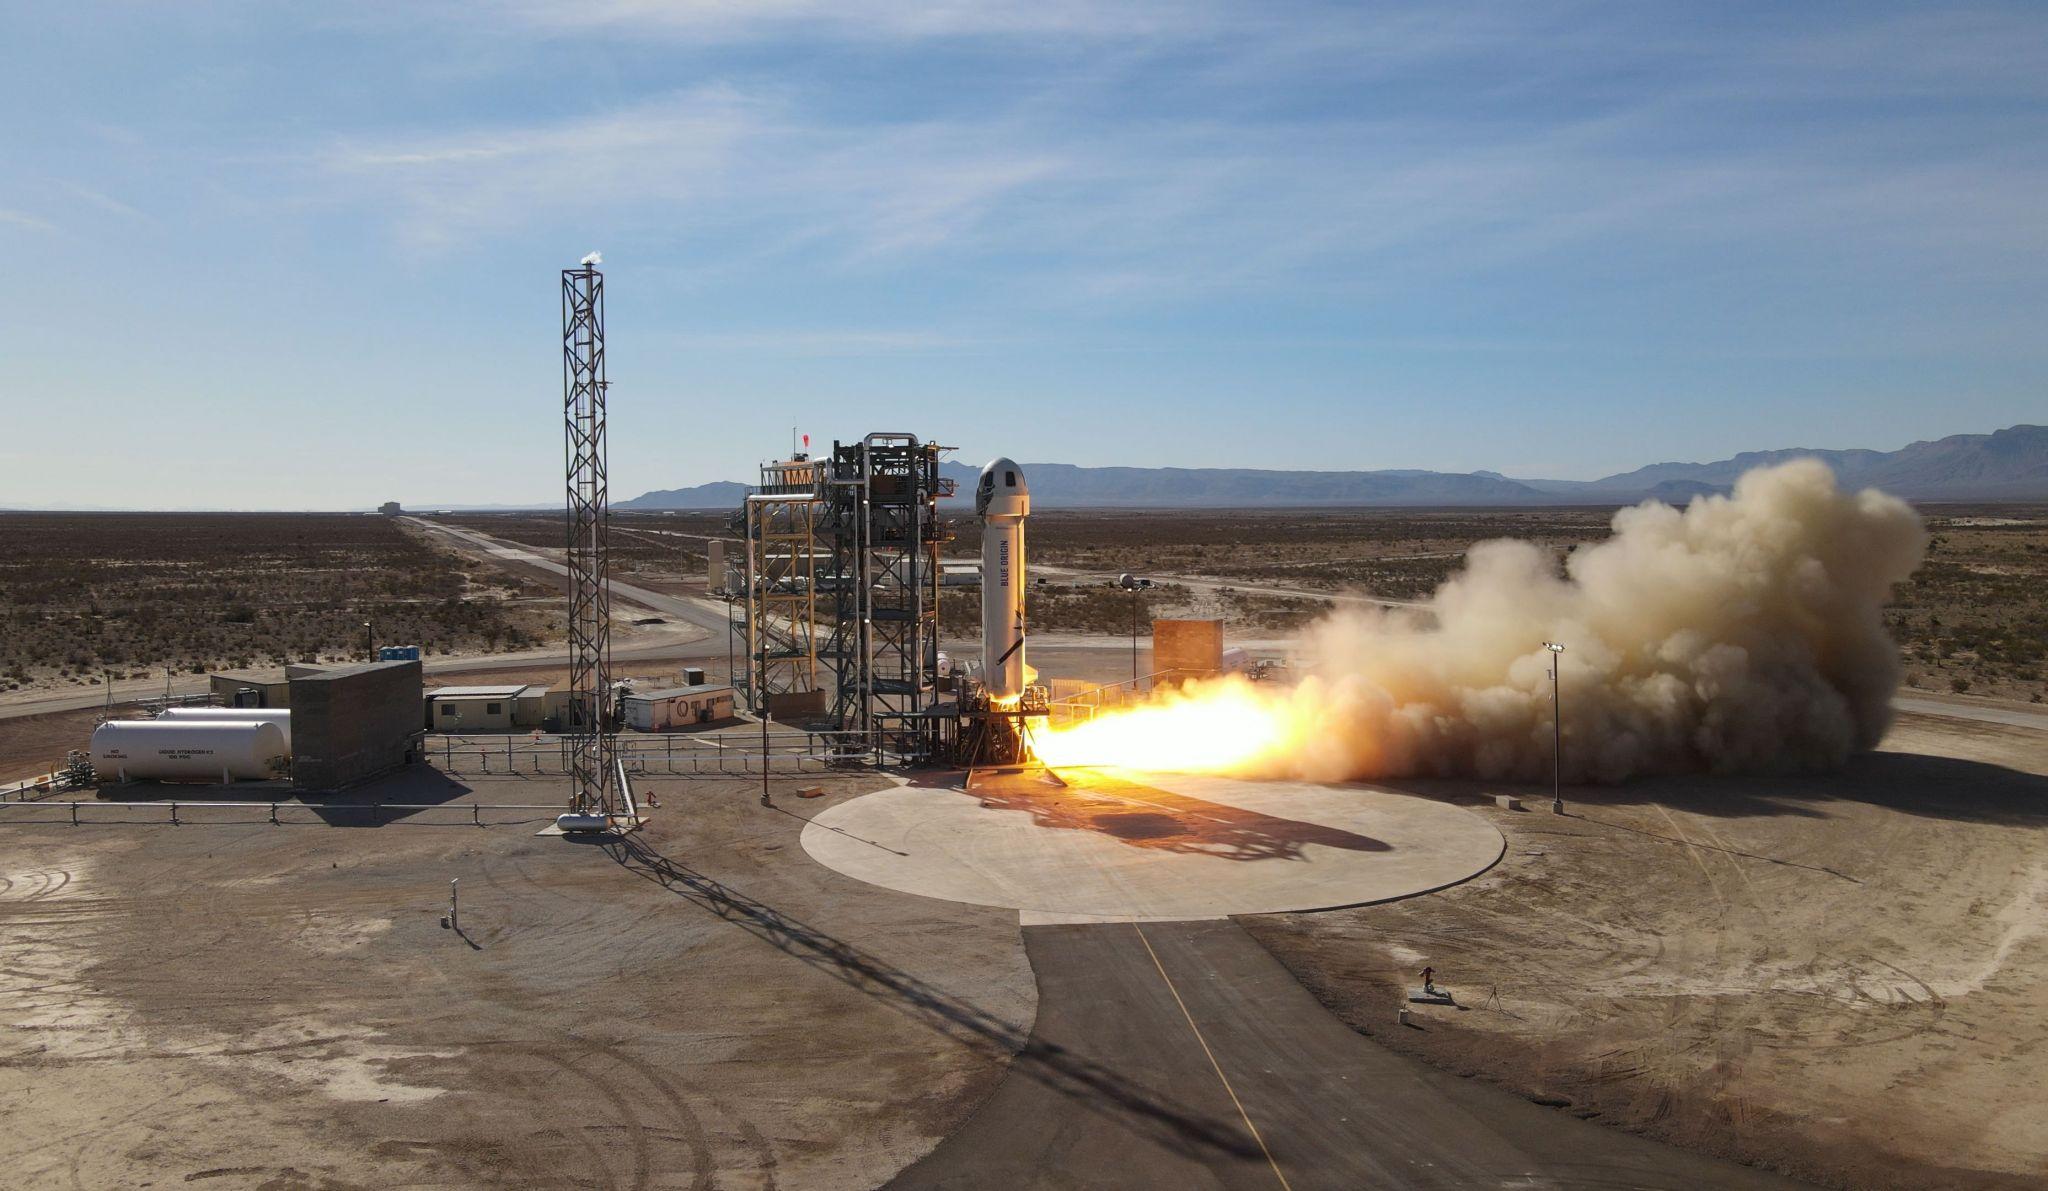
1041,460,1928,783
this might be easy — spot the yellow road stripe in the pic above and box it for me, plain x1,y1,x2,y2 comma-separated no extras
1132,923,1294,1191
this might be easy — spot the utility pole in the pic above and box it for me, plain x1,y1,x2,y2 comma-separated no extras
1543,641,1565,814
362,620,374,662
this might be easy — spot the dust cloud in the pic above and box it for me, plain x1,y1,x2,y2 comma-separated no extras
1124,460,1928,783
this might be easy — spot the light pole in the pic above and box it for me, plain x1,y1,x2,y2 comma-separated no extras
1117,573,1151,685
362,620,374,662
760,710,773,807
1542,641,1565,814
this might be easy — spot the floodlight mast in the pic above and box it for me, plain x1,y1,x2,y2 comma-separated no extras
1542,642,1564,814
563,259,616,818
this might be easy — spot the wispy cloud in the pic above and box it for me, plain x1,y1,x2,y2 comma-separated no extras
675,328,980,355
60,182,148,222
489,0,1217,41
0,208,56,233
316,84,1075,260
296,3,2039,298
298,1,2048,314
319,85,767,248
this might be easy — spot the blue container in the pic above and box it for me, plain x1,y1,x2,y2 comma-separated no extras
378,645,423,661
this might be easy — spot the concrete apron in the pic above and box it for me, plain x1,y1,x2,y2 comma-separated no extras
800,769,1505,925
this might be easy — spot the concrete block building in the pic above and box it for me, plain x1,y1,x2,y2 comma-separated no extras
289,659,423,791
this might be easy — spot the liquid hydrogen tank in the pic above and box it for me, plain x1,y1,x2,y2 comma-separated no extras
91,719,290,783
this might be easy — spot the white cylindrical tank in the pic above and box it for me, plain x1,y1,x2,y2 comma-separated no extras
91,720,290,783
978,457,1030,703
157,707,292,748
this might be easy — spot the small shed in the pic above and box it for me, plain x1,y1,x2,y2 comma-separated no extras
210,668,294,709
622,684,737,731
425,684,546,732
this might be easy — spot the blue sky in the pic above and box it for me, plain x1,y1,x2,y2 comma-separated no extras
2,1,2044,509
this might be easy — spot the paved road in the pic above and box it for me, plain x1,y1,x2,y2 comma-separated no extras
407,517,732,635
0,521,734,723
1894,695,2048,732
893,919,1807,1190
1034,563,1428,612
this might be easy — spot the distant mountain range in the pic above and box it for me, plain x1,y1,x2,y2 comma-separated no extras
617,424,2048,509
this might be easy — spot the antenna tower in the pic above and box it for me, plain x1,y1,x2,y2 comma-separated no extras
562,260,617,815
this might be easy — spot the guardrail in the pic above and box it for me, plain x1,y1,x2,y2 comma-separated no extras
0,800,567,827
5,772,74,802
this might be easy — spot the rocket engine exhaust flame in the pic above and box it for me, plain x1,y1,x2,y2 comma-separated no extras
1032,461,1928,783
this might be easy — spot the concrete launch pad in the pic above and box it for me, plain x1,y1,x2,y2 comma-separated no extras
801,769,1505,923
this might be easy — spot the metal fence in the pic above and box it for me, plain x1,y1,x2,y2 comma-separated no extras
430,729,869,776
135,692,222,714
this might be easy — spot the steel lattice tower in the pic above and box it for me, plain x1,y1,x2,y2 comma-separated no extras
823,435,954,762
562,261,617,815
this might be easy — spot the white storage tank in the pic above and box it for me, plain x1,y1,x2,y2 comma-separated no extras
157,707,292,747
91,720,290,783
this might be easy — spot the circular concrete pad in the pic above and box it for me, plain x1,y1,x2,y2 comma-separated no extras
802,769,1504,923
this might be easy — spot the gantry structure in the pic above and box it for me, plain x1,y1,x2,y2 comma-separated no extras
824,435,954,762
742,456,823,711
738,434,954,761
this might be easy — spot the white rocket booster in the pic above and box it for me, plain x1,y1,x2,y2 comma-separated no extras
977,457,1030,703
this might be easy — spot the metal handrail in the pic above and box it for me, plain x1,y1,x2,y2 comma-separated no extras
1043,670,1182,709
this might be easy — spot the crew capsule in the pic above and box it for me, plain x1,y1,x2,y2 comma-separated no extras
978,458,1030,702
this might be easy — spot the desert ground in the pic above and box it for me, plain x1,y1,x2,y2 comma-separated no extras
454,503,2048,703
0,706,2039,1188
1248,708,2048,1190
8,503,2041,707
0,768,1035,1189
0,513,556,696
2,505,2044,1188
